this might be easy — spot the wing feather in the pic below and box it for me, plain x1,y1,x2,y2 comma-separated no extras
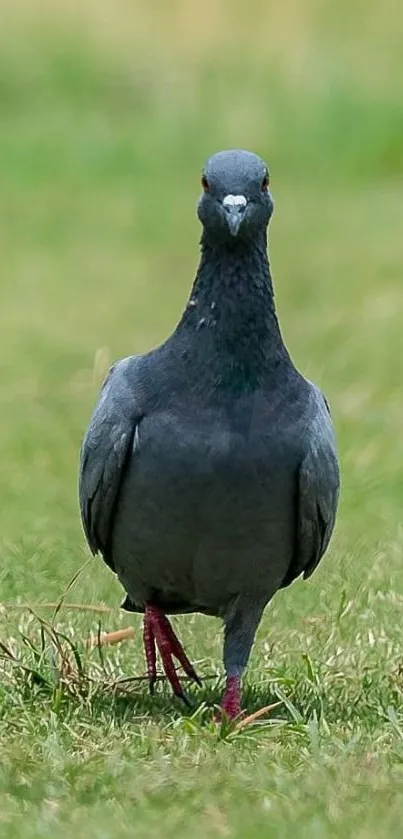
281,389,339,588
78,359,141,568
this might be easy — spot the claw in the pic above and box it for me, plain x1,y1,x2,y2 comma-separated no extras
187,666,203,688
176,688,192,708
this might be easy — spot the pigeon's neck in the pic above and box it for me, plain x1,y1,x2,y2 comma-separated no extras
176,234,288,391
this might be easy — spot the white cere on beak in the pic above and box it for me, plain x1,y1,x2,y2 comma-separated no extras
222,194,247,208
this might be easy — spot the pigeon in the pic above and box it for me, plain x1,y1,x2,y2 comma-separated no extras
79,149,339,719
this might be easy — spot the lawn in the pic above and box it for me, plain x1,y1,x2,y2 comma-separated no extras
1,2,403,837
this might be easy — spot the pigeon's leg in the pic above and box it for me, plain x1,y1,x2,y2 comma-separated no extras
143,608,157,694
143,605,201,704
160,615,202,686
220,598,265,720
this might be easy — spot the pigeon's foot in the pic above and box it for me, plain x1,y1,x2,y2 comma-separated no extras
220,675,242,720
143,604,202,704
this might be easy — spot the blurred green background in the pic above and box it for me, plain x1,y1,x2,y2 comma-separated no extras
1,2,403,837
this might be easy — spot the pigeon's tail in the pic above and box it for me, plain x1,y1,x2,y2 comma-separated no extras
121,594,213,616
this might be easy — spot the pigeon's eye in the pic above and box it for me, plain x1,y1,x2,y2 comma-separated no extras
201,176,209,192
261,174,269,192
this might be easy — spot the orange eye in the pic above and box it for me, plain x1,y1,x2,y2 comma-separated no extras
201,175,209,192
261,174,269,192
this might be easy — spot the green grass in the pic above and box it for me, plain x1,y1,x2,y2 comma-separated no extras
1,2,403,836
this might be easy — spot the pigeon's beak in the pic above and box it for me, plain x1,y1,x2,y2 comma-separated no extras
222,194,247,237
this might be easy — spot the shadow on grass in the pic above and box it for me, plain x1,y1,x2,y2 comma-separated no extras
75,667,401,736
63,676,288,728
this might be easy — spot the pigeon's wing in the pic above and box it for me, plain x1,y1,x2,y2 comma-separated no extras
281,388,340,588
79,358,142,569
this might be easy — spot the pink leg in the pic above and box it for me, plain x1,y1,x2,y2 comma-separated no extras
158,613,202,686
220,675,242,720
143,610,157,693
143,605,201,704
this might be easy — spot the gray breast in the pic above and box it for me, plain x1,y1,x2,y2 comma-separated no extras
111,404,300,615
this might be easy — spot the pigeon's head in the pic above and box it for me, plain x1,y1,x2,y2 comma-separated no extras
197,149,273,244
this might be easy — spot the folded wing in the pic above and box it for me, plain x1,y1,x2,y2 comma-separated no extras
79,359,142,568
281,388,340,588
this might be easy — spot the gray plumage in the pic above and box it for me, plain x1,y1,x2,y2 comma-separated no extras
79,149,339,714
